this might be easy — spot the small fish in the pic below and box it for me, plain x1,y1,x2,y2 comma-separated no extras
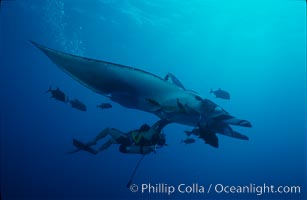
181,138,196,144
210,88,230,100
69,99,87,111
97,103,112,110
46,86,68,102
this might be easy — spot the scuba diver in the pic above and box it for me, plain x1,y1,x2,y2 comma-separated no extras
69,119,170,155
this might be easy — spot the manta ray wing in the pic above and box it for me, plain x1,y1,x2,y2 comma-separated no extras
31,41,188,111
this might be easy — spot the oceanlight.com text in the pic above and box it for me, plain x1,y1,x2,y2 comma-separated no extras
129,183,301,196
213,183,301,196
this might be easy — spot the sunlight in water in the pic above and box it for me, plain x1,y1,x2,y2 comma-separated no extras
42,0,84,55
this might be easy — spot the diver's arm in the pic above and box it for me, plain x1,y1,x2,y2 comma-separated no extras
143,119,170,140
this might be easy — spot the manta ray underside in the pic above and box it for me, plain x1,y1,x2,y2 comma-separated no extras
31,41,252,148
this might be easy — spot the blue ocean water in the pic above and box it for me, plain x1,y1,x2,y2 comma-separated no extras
0,0,306,200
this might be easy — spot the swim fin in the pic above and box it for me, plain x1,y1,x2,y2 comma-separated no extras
70,139,98,155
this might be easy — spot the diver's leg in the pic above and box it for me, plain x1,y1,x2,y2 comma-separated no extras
94,128,110,142
98,139,114,152
97,132,130,153
107,129,128,142
94,128,124,142
95,129,128,153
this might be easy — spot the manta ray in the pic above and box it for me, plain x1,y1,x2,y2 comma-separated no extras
31,41,252,148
